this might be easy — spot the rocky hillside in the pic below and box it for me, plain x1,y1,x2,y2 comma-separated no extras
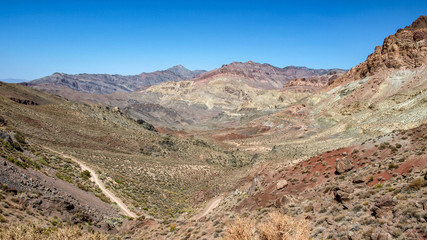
332,15,427,86
214,16,427,158
26,65,205,94
0,124,120,232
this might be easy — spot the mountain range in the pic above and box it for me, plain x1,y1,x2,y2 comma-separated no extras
26,65,206,94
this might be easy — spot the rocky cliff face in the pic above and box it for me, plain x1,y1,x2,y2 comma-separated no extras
332,15,427,86
27,65,206,94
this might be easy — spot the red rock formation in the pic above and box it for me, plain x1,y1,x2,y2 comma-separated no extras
331,15,427,86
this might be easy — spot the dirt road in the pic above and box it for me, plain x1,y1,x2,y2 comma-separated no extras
45,147,138,218
192,195,224,220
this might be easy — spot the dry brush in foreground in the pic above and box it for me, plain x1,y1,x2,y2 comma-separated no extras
225,212,309,240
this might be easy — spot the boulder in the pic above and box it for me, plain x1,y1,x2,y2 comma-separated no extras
333,184,354,205
276,180,288,190
0,131,12,144
352,175,365,184
371,193,397,218
371,228,392,240
335,157,353,174
274,195,291,208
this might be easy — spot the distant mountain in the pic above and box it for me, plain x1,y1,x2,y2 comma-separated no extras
0,78,27,83
26,65,206,94
120,62,346,130
194,61,345,89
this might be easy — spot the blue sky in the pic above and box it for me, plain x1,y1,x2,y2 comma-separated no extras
0,0,426,80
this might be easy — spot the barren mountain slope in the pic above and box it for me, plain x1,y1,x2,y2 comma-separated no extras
194,61,344,89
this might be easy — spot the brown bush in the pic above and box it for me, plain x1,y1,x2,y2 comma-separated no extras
225,212,309,240
0,223,107,240
224,217,256,240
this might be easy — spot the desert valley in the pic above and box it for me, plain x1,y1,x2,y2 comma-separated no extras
0,14,426,240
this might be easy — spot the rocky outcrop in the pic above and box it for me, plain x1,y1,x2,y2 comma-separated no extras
283,70,346,91
335,157,354,174
9,97,39,105
331,15,427,86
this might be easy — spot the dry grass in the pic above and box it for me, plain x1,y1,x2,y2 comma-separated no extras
258,212,309,240
224,217,256,240
225,212,309,240
0,223,107,240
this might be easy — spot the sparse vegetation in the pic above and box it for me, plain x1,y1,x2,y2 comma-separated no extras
81,170,91,180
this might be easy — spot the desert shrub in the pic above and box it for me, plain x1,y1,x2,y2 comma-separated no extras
12,142,23,151
406,178,426,191
0,116,6,126
258,212,309,240
388,163,398,170
224,217,255,240
14,132,26,145
81,170,91,180
77,182,89,191
158,138,178,151
136,119,156,132
0,223,107,240
7,156,28,169
225,212,309,240
56,172,73,183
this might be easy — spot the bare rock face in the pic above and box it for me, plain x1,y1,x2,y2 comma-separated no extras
335,157,354,174
331,15,427,86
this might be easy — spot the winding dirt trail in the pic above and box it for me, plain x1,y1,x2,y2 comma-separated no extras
192,195,224,220
45,147,138,218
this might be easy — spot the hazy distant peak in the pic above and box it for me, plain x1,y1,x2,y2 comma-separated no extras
166,65,192,75
28,65,207,94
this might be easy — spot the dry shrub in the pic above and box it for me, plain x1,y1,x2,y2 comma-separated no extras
0,223,107,240
258,212,309,240
225,212,309,240
224,217,256,240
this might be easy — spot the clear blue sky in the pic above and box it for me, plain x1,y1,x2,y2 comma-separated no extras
0,0,426,80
